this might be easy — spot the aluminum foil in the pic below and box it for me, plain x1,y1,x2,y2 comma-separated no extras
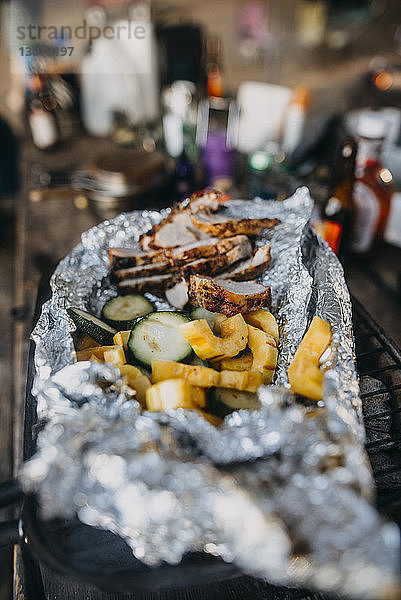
21,188,400,598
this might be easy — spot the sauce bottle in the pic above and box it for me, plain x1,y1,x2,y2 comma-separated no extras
321,138,357,256
350,112,393,254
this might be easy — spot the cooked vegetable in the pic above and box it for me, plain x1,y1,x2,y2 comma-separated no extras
209,352,253,371
209,387,261,417
218,369,262,392
247,324,278,384
103,345,126,367
76,345,118,362
287,316,332,401
146,379,194,411
190,307,222,329
179,314,248,360
193,409,223,427
75,333,102,351
152,360,219,387
151,360,262,392
67,307,117,346
101,294,154,329
119,364,151,405
128,311,193,368
191,386,207,408
243,310,279,344
113,330,131,349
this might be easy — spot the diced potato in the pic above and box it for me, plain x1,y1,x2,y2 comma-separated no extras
103,346,126,367
219,369,263,393
243,310,279,344
287,316,332,401
210,352,253,371
76,333,102,350
113,331,131,349
247,324,278,384
119,364,151,405
179,314,248,360
76,345,116,361
146,379,193,411
152,360,219,387
191,386,207,408
151,359,262,392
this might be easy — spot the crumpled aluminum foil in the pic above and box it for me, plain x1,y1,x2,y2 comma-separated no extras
21,188,400,598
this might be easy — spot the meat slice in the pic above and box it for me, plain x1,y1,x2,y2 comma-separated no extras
118,273,179,293
179,238,252,278
138,189,221,251
140,210,211,250
170,235,249,267
165,279,189,309
113,260,171,281
108,247,166,270
220,244,271,281
190,210,280,238
189,275,271,316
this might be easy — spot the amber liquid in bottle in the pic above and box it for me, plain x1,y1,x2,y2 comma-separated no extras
350,135,393,254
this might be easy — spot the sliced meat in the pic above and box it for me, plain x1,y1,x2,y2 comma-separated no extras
187,189,221,213
140,210,211,250
165,279,189,309
220,244,271,281
170,235,249,267
113,260,171,281
190,210,280,238
108,247,166,270
179,238,252,279
189,275,271,316
118,273,179,293
138,189,221,251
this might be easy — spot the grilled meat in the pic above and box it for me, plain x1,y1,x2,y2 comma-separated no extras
113,260,171,281
165,279,189,309
118,273,179,293
220,244,271,281
108,247,166,270
170,235,249,267
190,210,280,237
188,275,271,316
179,239,252,278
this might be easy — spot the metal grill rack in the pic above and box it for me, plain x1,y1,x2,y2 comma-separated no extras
352,298,401,527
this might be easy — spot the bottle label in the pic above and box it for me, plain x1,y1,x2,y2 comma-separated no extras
350,181,380,253
323,220,342,254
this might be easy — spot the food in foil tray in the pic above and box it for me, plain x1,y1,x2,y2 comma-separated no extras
21,188,400,599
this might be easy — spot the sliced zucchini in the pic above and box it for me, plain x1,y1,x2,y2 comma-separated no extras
190,307,221,329
101,294,154,330
209,387,261,418
67,307,117,346
128,311,193,369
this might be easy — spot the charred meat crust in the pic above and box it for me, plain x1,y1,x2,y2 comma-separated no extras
190,214,280,237
179,241,252,279
188,275,271,316
108,248,167,270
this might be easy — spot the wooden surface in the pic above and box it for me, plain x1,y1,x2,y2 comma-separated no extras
1,136,400,599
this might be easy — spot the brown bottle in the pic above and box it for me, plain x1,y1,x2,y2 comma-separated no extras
349,112,393,254
319,138,357,256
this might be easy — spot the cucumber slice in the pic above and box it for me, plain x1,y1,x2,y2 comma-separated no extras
67,307,117,346
209,387,261,418
128,311,193,368
190,307,221,329
101,294,154,330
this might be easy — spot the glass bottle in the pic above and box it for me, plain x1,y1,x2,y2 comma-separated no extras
26,73,59,151
349,112,393,254
321,138,357,256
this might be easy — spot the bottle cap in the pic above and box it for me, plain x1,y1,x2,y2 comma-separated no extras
357,111,387,139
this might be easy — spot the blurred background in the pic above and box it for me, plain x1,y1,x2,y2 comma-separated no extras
0,0,401,598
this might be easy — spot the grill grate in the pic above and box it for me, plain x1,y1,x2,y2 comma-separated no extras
352,298,401,524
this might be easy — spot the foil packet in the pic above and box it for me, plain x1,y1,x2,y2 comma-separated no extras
20,188,400,598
